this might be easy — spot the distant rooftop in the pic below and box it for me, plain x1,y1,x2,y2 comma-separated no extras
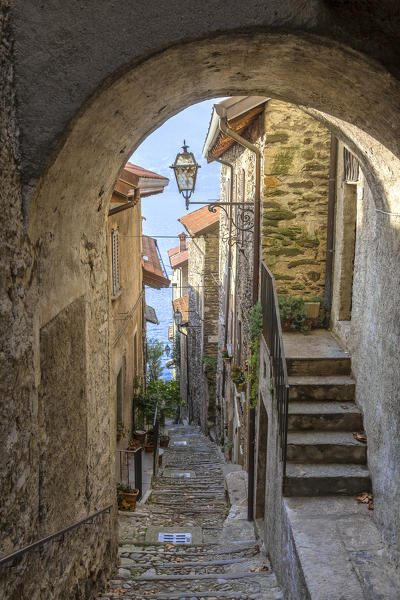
168,234,189,269
179,205,220,236
142,235,170,289
111,161,169,203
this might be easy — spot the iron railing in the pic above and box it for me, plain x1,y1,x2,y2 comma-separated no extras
117,447,143,500
260,262,290,477
0,504,112,568
153,402,160,477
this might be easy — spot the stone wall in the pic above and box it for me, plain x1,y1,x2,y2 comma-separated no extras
0,4,117,597
187,225,219,433
262,100,331,298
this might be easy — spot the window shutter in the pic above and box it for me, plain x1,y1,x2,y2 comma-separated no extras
343,147,359,183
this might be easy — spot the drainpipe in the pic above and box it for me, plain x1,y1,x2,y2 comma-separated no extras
216,111,262,522
207,153,233,444
325,134,338,311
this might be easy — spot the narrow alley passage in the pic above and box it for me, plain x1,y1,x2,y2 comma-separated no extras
99,425,283,599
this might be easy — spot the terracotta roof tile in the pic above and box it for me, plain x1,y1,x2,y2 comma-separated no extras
125,162,169,181
169,249,188,269
142,235,170,289
179,205,220,235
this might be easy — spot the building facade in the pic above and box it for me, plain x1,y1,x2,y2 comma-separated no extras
108,163,169,449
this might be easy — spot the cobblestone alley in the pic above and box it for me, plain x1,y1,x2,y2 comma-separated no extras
98,425,283,599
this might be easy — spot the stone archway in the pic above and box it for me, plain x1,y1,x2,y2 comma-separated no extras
3,24,400,600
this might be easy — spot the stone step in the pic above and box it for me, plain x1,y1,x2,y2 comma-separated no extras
288,402,362,431
288,375,355,401
284,463,371,496
286,357,351,377
286,431,367,464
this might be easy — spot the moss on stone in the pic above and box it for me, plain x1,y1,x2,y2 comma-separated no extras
263,201,282,209
302,162,327,172
288,258,318,269
267,132,289,143
272,147,296,175
291,282,306,290
263,219,279,228
287,181,314,189
264,209,296,221
267,189,286,197
273,273,295,281
297,233,320,248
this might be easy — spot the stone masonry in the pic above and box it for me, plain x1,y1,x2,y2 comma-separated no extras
262,100,331,298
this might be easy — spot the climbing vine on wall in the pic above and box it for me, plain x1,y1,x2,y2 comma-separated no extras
246,302,263,408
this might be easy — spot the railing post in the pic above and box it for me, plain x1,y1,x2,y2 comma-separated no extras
135,447,143,500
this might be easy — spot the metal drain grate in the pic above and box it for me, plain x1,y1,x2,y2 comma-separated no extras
158,532,192,544
172,472,192,478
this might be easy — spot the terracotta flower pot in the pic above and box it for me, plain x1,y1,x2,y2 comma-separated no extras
160,436,170,448
144,443,155,453
237,382,245,392
119,489,139,510
133,430,146,443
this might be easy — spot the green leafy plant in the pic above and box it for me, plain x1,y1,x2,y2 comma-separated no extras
117,421,127,437
278,296,308,332
170,332,181,370
246,302,263,408
203,355,218,374
146,379,181,419
116,482,136,494
221,347,229,359
146,337,165,381
231,365,246,385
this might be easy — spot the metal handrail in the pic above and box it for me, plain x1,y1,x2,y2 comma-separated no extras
0,504,113,568
260,262,290,478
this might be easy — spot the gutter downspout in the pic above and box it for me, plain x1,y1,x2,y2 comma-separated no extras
325,134,338,312
207,153,233,445
216,113,261,522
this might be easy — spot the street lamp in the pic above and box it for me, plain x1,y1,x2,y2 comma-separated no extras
165,344,171,357
174,309,183,328
170,141,201,210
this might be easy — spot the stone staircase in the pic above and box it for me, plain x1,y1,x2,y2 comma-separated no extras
283,333,371,497
99,425,283,600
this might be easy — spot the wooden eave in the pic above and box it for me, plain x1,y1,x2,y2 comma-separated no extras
209,106,264,159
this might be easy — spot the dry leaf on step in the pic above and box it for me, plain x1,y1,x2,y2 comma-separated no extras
353,432,367,443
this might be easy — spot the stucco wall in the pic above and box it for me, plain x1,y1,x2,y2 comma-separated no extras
343,175,400,567
108,199,144,445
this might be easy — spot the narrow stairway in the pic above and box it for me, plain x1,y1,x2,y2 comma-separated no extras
99,424,283,600
283,330,371,496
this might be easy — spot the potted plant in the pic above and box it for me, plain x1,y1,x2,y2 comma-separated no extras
133,430,146,443
231,365,246,392
117,421,127,442
160,434,170,448
117,482,139,510
144,430,155,452
221,347,231,364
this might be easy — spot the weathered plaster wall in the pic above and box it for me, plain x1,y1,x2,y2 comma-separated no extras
262,100,331,297
257,338,309,599
108,199,144,446
345,175,400,567
0,6,117,597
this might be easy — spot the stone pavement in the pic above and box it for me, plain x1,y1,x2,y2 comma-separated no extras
98,424,283,600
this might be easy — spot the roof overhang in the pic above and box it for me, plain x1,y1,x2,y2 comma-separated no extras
202,96,269,160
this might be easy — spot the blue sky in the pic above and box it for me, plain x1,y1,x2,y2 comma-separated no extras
130,98,223,266
130,98,223,378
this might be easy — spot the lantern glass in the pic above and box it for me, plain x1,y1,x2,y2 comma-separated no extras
174,309,183,326
170,142,200,195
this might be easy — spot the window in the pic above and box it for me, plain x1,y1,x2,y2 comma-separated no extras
343,147,359,183
111,228,120,296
